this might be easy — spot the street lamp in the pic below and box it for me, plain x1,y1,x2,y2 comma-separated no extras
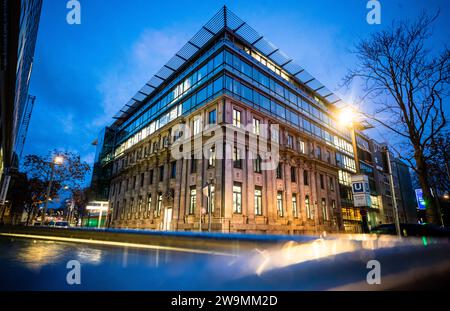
41,155,64,226
338,106,356,128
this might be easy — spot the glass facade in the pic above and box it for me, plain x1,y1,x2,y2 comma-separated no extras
105,40,355,162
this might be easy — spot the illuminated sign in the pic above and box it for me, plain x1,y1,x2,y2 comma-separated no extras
415,189,426,210
351,175,371,207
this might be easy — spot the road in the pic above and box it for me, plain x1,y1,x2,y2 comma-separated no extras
1,233,450,290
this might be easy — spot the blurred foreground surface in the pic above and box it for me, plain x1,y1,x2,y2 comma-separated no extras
0,230,449,290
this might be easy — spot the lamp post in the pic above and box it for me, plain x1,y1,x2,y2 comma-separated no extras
384,146,402,238
41,155,64,226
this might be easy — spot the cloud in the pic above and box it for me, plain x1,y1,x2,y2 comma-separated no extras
94,28,189,127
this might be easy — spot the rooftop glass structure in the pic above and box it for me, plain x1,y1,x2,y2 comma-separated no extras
99,6,353,167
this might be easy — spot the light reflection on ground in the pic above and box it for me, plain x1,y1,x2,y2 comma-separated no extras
0,235,449,290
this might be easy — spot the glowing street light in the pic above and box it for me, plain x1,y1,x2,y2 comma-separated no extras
338,106,356,128
54,156,64,165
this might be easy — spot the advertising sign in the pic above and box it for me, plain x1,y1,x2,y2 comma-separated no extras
351,175,371,207
415,189,426,210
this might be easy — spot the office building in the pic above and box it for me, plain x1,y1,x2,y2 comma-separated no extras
92,7,413,233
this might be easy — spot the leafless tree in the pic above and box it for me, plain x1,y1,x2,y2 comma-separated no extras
343,11,450,224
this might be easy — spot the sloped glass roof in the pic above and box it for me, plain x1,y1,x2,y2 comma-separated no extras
111,6,342,127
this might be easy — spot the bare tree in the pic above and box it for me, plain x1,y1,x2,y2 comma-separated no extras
23,150,91,223
427,131,450,195
343,12,450,224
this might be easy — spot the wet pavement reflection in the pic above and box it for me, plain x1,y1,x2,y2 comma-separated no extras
1,235,449,290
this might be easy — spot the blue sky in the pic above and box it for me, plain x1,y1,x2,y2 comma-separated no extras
25,0,450,181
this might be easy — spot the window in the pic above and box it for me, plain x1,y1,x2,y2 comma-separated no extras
233,147,242,169
122,199,126,219
322,198,328,221
208,109,216,124
190,154,197,173
332,200,336,210
298,140,306,154
254,155,262,173
291,167,296,182
193,116,202,135
155,193,162,217
271,126,279,143
253,118,260,135
277,191,284,217
209,185,215,213
162,136,169,148
287,134,294,148
149,169,154,185
138,196,143,214
115,201,120,220
303,170,309,186
146,194,152,215
326,150,331,163
276,163,283,179
329,177,335,191
233,183,242,213
255,187,262,216
159,165,164,182
208,146,215,168
133,176,137,189
233,108,241,127
170,161,176,179
320,174,324,189
189,187,196,214
305,195,312,219
129,198,134,218
140,173,144,187
152,141,159,153
292,194,298,218
316,146,322,160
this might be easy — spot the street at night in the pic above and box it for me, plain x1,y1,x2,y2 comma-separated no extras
1,229,450,291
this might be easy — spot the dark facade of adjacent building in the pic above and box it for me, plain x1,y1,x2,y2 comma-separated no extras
0,0,42,221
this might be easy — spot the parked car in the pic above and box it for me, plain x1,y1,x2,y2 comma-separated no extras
371,223,450,238
47,221,70,228
55,221,70,228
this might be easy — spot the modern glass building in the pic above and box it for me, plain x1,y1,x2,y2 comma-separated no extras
0,0,42,204
92,7,408,233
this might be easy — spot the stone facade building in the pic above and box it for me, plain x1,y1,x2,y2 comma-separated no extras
91,7,416,234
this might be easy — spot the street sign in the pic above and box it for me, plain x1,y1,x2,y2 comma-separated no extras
351,175,371,207
415,189,426,210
